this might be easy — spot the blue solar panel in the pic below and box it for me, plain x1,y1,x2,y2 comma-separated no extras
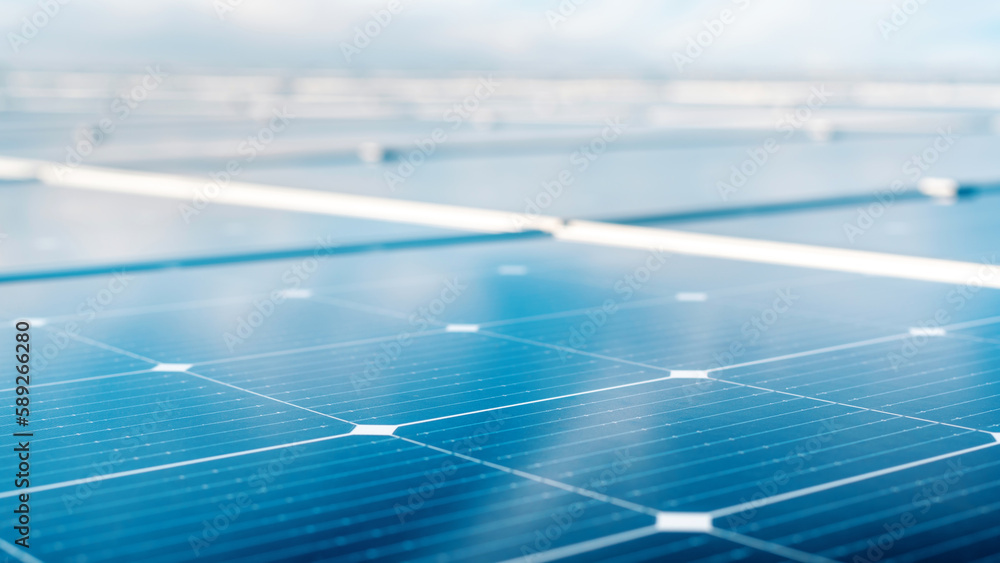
5,225,1000,561
4,98,1000,563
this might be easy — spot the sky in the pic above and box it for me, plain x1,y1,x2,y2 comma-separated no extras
1,0,999,78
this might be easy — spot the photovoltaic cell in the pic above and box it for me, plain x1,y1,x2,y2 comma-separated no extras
25,437,650,562
20,370,352,486
395,379,991,513
717,446,1000,562
195,332,659,425
720,337,1000,432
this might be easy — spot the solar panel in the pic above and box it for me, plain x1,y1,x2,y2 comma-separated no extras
3,75,1000,563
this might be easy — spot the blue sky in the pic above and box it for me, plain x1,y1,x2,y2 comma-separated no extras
2,0,999,77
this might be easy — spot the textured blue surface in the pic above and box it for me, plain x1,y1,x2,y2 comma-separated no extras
28,437,650,562
720,446,1000,562
396,379,990,512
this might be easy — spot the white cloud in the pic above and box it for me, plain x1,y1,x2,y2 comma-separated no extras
0,0,997,76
